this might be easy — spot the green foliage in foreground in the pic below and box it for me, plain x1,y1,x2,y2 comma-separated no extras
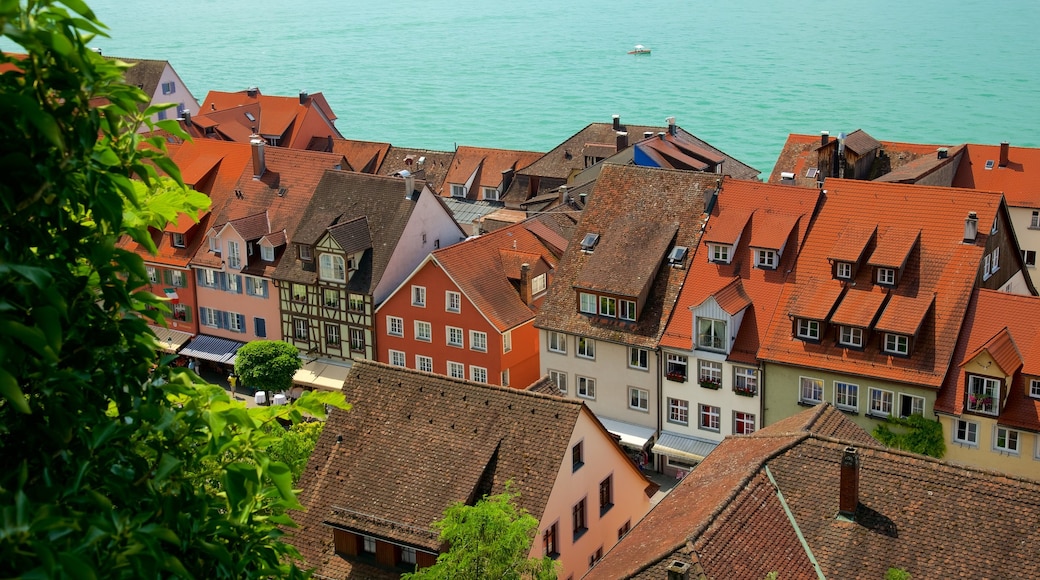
266,420,325,486
873,414,946,459
0,1,349,577
235,339,304,393
403,488,557,580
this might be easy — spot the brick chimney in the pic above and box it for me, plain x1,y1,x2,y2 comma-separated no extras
616,131,628,152
612,114,621,131
839,446,859,519
519,263,533,306
999,141,1010,167
250,134,266,179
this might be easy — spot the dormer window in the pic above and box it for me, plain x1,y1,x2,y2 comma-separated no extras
835,261,853,280
482,186,500,201
697,318,726,351
838,326,863,348
619,299,636,321
883,332,910,356
579,292,596,314
599,296,617,318
319,254,346,282
208,235,219,253
709,244,731,264
227,241,241,269
876,267,896,286
966,375,999,415
532,273,547,295
298,245,312,261
796,319,821,341
260,245,274,261
451,184,466,198
171,233,185,248
668,246,689,268
754,249,777,270
580,233,600,253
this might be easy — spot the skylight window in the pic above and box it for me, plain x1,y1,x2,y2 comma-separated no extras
805,168,819,178
668,246,688,266
245,112,256,122
984,160,995,170
580,233,600,252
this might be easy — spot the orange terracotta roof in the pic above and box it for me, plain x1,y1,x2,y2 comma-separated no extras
220,211,270,242
660,178,822,365
748,210,800,250
179,153,224,186
167,211,203,234
867,226,920,268
317,138,391,173
432,220,560,331
377,146,455,193
712,278,752,316
195,89,342,149
827,222,876,262
441,146,542,199
936,289,1040,430
829,288,887,328
759,179,1001,388
952,143,1040,208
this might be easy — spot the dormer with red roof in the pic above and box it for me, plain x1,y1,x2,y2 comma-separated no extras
441,146,542,201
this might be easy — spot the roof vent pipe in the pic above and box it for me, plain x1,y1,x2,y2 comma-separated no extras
616,131,628,152
666,116,677,136
838,446,859,520
937,147,949,160
644,131,653,139
612,114,621,131
964,211,979,242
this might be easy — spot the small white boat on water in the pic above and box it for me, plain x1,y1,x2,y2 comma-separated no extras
628,44,651,55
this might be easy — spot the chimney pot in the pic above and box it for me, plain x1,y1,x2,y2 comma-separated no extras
644,131,653,139
250,134,266,179
299,90,309,104
666,116,676,136
999,142,1010,167
821,130,830,147
616,131,629,152
964,211,979,242
246,87,258,98
612,114,620,131
839,446,859,519
937,147,949,160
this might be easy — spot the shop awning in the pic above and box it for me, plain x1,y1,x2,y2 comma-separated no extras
149,325,193,354
597,417,656,449
179,334,243,364
293,359,352,391
653,431,720,463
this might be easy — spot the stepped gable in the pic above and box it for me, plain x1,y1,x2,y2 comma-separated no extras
660,178,821,365
588,402,1040,579
272,171,425,295
936,289,1040,432
757,178,1002,388
535,165,715,348
289,360,583,577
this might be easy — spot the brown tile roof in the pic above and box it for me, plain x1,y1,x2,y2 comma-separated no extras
635,133,725,171
953,143,1040,208
589,403,1040,580
220,211,270,242
308,137,391,174
377,146,455,193
660,179,821,365
327,216,373,255
431,220,559,331
574,221,678,298
874,144,965,183
839,128,882,155
288,360,584,574
936,289,1040,431
536,165,716,348
114,57,168,109
759,179,1002,388
441,146,542,199
272,172,434,294
190,146,345,278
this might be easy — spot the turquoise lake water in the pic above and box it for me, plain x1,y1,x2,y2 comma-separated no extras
71,1,1040,175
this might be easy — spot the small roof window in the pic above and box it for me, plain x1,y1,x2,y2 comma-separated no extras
984,160,995,170
580,232,600,252
668,245,689,266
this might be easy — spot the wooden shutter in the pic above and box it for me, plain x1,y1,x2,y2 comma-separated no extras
254,317,266,338
163,269,173,285
261,279,269,298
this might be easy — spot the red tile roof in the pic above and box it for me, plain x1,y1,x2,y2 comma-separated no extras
758,179,1002,388
952,143,1040,208
936,289,1040,431
867,226,919,268
828,288,887,328
660,178,821,365
193,89,342,149
431,219,560,332
440,146,542,199
588,403,1040,580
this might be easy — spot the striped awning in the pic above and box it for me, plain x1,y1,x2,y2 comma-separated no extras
653,431,720,463
149,325,193,354
179,334,244,364
597,417,657,449
293,359,352,391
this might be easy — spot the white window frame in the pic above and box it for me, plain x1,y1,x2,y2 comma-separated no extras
835,261,852,279
868,387,894,418
839,326,863,348
445,290,461,313
348,294,365,312
389,350,406,367
899,393,925,418
387,316,403,337
697,317,727,351
208,235,219,253
883,333,910,356
147,267,158,284
754,248,777,269
579,292,597,314
349,327,365,352
990,247,1000,275
835,381,859,412
325,323,340,346
577,376,596,400
416,355,433,373
532,273,547,295
298,245,312,261
501,368,510,387
363,535,376,554
576,336,595,360
698,404,720,432
201,269,217,288
293,318,308,340
171,270,184,288
470,365,488,383
967,375,999,415
260,244,274,261
667,398,689,425
953,419,979,446
709,244,731,264
203,308,218,328
599,296,617,318
796,319,820,341
548,369,567,393
698,359,722,386
227,241,241,269
1024,250,1037,267
319,254,346,282
448,361,465,379
322,288,338,308
470,330,487,352
247,276,265,297
619,299,636,321
876,267,896,285
734,367,758,395
734,411,756,435
799,377,823,404
666,353,688,381
548,331,567,354
503,330,512,353
628,387,649,412
994,427,1021,454
225,273,240,293
415,321,432,342
1030,379,1040,399
401,546,416,565
171,232,185,248
628,347,649,370
446,326,464,347
482,186,500,201
411,285,426,307
1032,210,1040,229
450,184,466,198
228,312,243,332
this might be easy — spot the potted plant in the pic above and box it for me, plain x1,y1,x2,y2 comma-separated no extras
699,376,721,390
666,371,687,383
733,385,756,397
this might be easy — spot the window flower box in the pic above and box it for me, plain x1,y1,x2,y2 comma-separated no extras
968,394,994,413
666,371,687,383
699,377,721,390
733,386,756,397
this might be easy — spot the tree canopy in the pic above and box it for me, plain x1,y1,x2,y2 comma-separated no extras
873,414,946,459
0,1,347,577
402,488,557,580
235,339,303,393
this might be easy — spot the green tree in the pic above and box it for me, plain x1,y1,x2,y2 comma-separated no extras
266,420,325,485
0,1,348,577
885,567,911,580
403,488,557,580
235,339,304,393
873,414,946,459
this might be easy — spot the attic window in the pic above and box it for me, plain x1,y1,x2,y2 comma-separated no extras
668,246,689,267
805,167,819,178
580,233,600,252
709,243,731,264
754,249,777,269
245,112,256,122
834,261,853,280
984,160,995,170
298,245,312,261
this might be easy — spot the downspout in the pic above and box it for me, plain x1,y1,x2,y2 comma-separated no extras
655,348,663,472
759,362,767,427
